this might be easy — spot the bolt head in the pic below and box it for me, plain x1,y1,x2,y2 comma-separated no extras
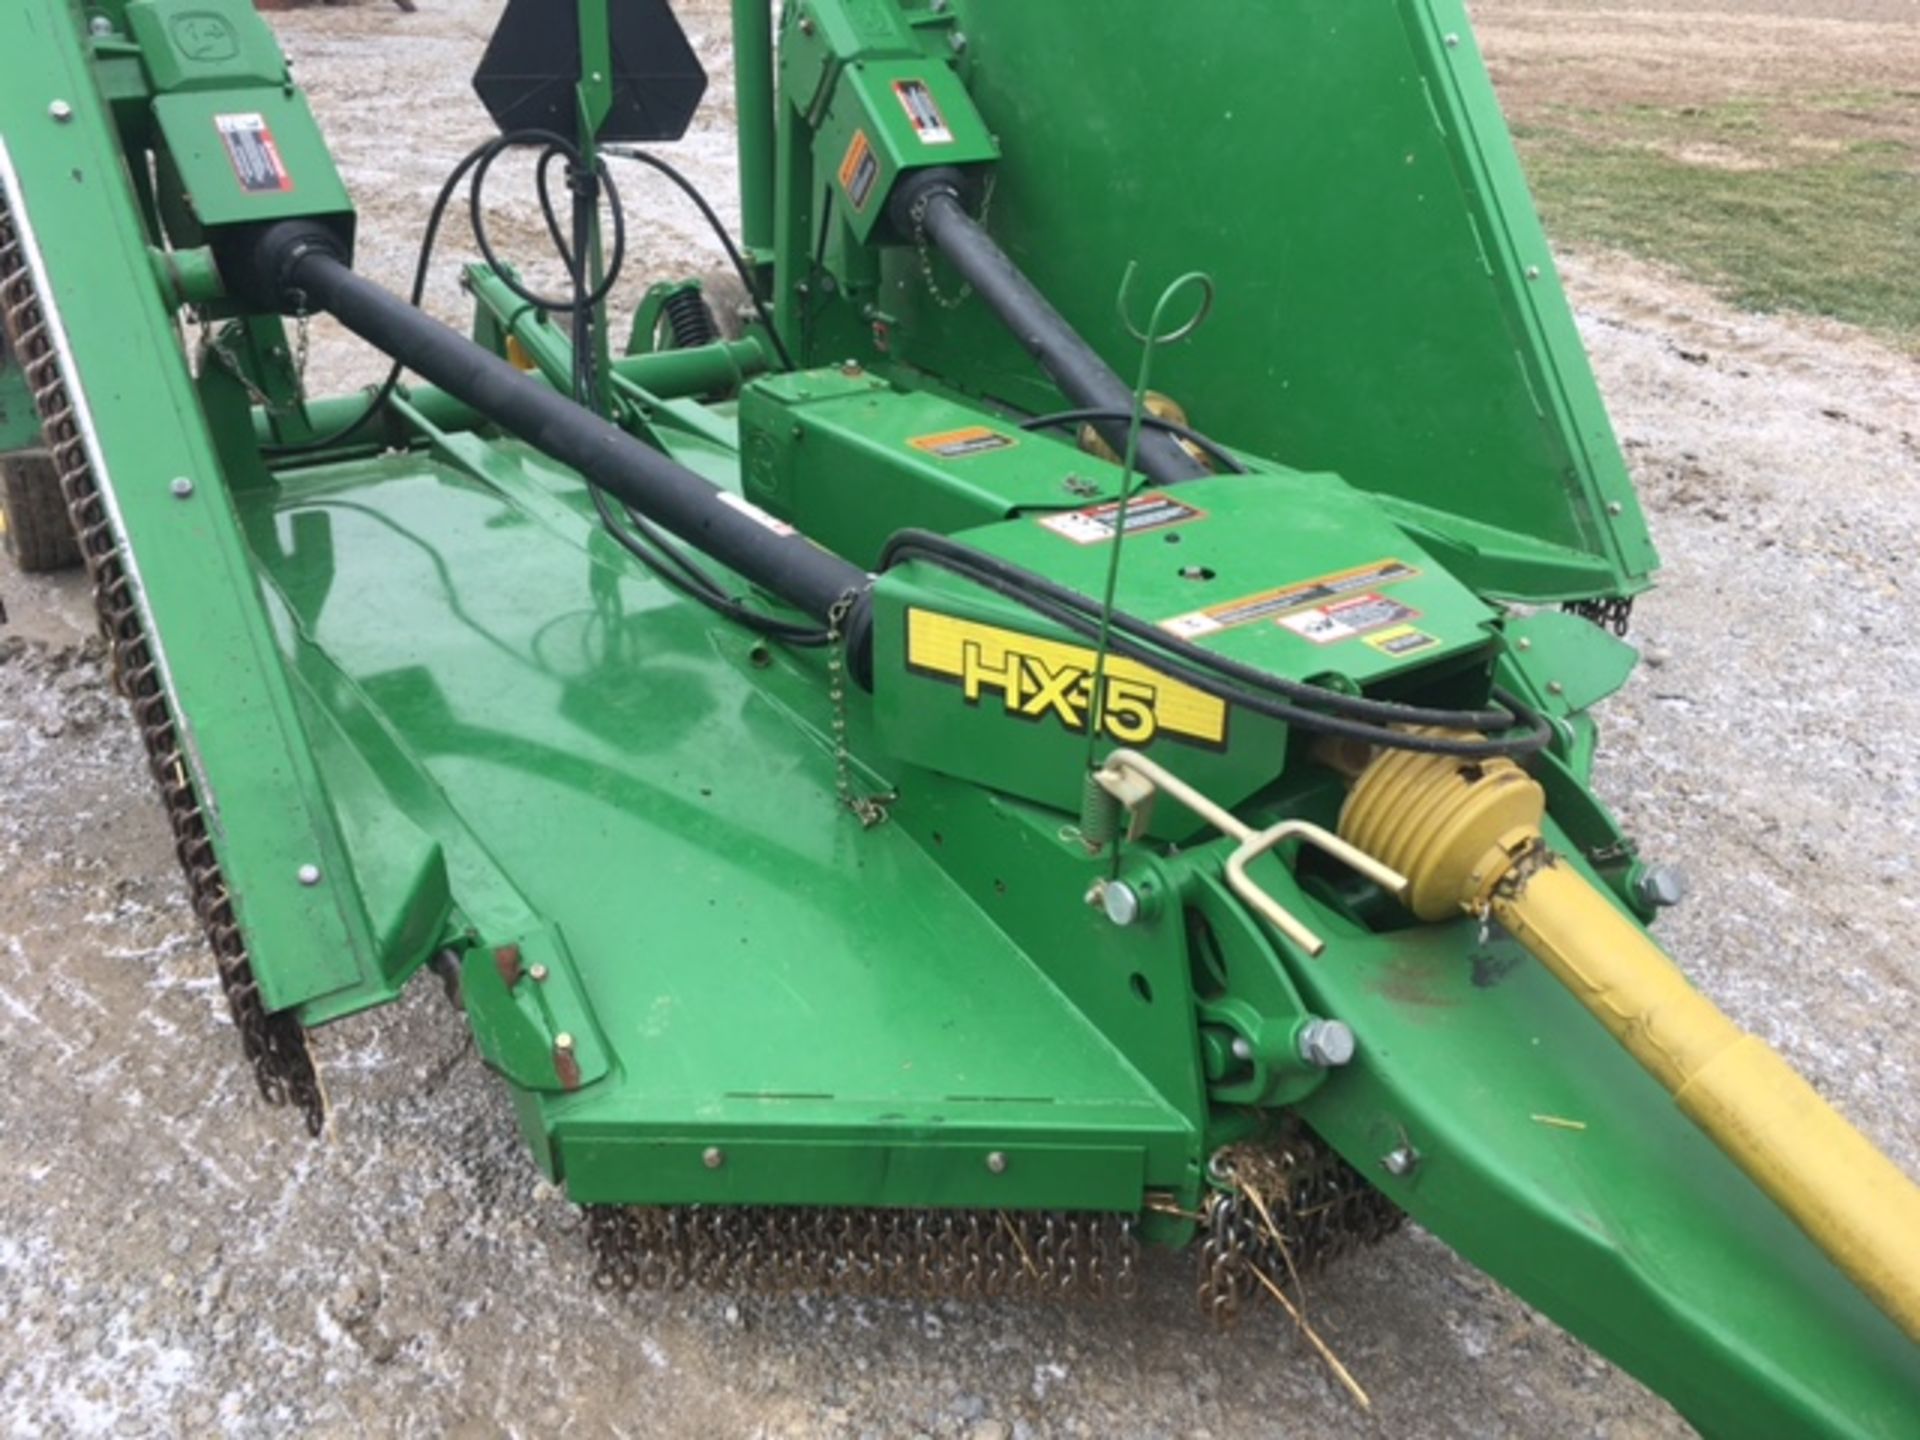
1229,1035,1253,1062
169,476,194,499
985,1151,1008,1174
1298,1019,1356,1069
1098,881,1142,927
703,1145,725,1169
1526,265,1542,281
296,863,321,887
949,29,968,53
1635,864,1688,910
553,1032,575,1054
1443,32,1461,47
529,963,550,983
1381,1145,1420,1177
49,100,73,122
88,16,112,36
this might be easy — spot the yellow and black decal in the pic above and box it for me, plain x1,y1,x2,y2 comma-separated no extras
1365,625,1442,658
908,426,1016,460
906,610,1227,748
838,129,879,211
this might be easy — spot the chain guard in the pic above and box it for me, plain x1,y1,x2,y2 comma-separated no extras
587,1205,1141,1301
0,180,325,1134
585,1128,1401,1310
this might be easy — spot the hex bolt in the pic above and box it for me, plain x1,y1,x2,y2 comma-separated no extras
1607,501,1624,516
1297,1018,1357,1069
87,16,112,36
169,476,195,499
1443,32,1461,47
1547,680,1566,695
554,1032,575,1053
1381,1145,1421,1177
985,1151,1008,1174
1635,864,1688,910
1526,265,1542,281
296,863,322,887
703,1146,726,1169
49,100,73,123
529,963,550,983
949,29,969,53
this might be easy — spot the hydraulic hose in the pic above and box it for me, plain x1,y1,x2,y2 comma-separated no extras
238,221,867,627
890,172,1210,489
1339,737,1920,1345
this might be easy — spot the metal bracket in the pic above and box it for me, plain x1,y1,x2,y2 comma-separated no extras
1092,749,1408,956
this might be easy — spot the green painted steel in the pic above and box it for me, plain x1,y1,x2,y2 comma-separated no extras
8,0,1917,1433
778,0,1657,606
0,343,37,452
0,0,408,1019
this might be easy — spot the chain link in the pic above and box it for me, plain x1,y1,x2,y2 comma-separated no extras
1195,1125,1405,1326
909,176,996,312
1,183,325,1134
1562,595,1634,637
825,591,895,828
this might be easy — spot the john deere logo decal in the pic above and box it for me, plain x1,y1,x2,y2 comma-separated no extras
906,610,1226,748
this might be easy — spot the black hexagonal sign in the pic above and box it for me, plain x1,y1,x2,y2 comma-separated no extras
473,0,708,145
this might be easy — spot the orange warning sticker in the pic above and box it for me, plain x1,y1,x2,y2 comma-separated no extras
839,130,879,211
908,426,1017,460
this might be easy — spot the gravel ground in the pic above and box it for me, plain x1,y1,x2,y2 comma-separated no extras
3,1,1917,1436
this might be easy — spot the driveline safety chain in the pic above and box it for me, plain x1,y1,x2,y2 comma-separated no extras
1196,1128,1405,1326
1562,595,1634,637
0,183,325,1135
586,1205,1140,1301
825,590,894,828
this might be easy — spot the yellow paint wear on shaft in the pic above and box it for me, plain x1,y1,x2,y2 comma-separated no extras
1492,863,1920,1342
1340,736,1920,1346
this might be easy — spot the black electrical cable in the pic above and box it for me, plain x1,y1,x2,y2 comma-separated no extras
1018,408,1250,476
589,487,830,645
880,529,1552,758
604,146,796,371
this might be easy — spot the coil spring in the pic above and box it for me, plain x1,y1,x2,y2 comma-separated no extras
661,287,719,350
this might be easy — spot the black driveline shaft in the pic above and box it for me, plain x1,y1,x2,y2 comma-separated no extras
899,175,1210,489
262,227,868,624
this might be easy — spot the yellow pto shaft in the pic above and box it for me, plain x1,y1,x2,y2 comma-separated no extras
1339,738,1920,1345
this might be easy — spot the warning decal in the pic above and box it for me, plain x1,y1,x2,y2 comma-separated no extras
1163,559,1418,640
215,113,294,194
1277,593,1421,646
839,130,879,211
909,426,1016,460
1038,492,1205,545
1366,625,1443,659
894,79,955,145
716,489,797,537
907,609,1227,748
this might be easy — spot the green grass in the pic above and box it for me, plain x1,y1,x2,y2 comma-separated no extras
1511,96,1920,353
